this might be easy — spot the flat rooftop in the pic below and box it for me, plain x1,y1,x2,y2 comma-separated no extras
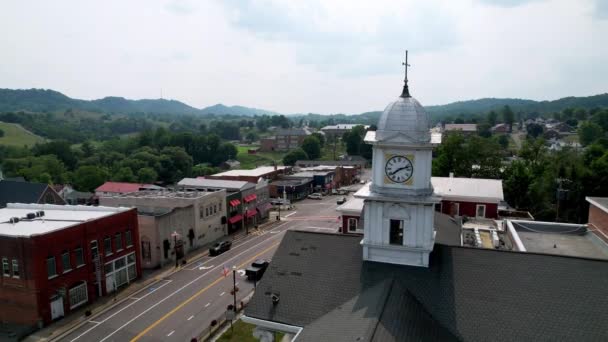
103,189,218,199
211,166,289,177
178,178,253,190
511,220,608,260
0,203,130,237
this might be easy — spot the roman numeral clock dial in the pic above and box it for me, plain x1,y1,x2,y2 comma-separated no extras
385,155,414,184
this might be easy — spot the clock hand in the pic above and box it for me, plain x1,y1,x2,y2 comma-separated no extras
390,167,407,176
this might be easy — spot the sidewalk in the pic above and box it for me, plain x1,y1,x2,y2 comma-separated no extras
26,219,284,342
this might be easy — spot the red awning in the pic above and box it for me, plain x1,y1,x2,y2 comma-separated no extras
228,214,243,224
244,194,257,203
229,199,241,207
245,209,257,218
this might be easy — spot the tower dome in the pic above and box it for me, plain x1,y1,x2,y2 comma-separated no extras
375,95,431,143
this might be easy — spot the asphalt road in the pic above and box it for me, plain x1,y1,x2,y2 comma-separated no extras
56,194,345,342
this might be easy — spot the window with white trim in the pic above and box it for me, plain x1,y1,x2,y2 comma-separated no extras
69,281,88,309
2,258,9,277
476,204,486,218
75,247,85,267
12,259,19,278
47,256,57,278
125,230,133,247
104,237,112,256
347,218,358,232
105,252,137,291
115,233,123,251
62,251,71,273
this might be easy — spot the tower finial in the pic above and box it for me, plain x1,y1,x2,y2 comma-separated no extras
401,50,411,98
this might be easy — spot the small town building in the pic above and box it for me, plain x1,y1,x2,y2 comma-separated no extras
207,165,291,183
0,180,65,208
0,204,140,329
491,123,509,133
431,176,504,219
95,182,163,197
320,124,370,140
99,189,227,269
259,137,277,152
586,197,608,243
296,165,359,188
177,178,259,233
287,170,335,193
275,127,311,151
295,159,367,170
268,178,313,201
443,123,477,135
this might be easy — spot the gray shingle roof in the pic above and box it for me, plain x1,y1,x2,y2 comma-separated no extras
246,230,608,342
0,180,50,208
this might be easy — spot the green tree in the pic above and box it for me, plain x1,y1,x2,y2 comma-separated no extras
497,134,509,150
526,123,544,138
311,132,325,147
578,122,604,146
245,131,258,144
0,128,4,137
301,136,321,160
503,160,533,209
502,105,514,132
219,143,238,161
73,165,109,192
282,149,308,166
137,167,158,183
591,109,608,131
487,111,498,126
112,167,136,182
477,123,491,138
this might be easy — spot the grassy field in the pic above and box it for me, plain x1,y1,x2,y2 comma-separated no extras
0,121,45,147
216,320,284,342
236,145,284,169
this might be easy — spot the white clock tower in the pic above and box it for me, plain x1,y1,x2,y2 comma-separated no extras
356,51,440,267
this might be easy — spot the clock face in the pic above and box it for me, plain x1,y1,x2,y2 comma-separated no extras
385,155,414,183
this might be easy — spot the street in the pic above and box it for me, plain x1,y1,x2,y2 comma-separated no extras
55,194,346,342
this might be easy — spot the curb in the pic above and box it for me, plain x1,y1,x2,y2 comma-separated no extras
44,219,283,341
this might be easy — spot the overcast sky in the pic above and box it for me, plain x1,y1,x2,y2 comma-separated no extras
1,0,607,114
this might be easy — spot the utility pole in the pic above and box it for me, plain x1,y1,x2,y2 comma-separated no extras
171,231,179,268
232,266,237,312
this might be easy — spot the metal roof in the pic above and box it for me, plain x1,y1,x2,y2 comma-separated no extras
431,177,504,202
212,166,289,178
375,96,431,143
177,178,253,191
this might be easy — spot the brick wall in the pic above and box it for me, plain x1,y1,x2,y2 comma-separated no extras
588,205,608,242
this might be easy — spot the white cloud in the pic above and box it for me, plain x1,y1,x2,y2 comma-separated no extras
0,0,606,114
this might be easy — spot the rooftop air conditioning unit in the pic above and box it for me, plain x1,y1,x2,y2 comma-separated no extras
9,217,19,224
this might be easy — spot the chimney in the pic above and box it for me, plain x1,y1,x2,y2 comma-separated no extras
449,172,454,178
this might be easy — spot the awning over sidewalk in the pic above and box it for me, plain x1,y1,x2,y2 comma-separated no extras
228,214,243,224
229,199,241,207
244,194,257,203
245,209,257,218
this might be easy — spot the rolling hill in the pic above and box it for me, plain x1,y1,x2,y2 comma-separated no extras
0,88,606,121
0,121,45,147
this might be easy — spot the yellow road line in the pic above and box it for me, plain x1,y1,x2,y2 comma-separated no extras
130,242,279,341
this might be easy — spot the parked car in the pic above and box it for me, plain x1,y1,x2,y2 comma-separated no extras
245,259,270,281
209,240,232,256
307,193,323,200
270,198,291,206
337,197,347,205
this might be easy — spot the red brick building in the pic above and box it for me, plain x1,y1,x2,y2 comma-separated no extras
431,176,504,219
586,197,608,243
0,204,140,328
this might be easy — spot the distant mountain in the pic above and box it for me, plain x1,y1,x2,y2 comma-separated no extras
0,89,276,117
1,88,606,121
199,103,281,116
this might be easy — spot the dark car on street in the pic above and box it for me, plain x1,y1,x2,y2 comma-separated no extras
245,259,270,281
209,240,232,256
